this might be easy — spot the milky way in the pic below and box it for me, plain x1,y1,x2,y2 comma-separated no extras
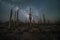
0,0,60,22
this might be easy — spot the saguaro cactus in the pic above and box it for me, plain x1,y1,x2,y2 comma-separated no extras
16,9,19,27
43,14,46,24
29,8,32,27
14,11,16,27
9,9,13,28
14,9,19,27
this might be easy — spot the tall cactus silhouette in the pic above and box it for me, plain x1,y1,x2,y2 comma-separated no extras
16,9,19,27
14,9,19,27
29,8,32,27
29,8,32,23
9,9,13,28
43,14,46,24
14,11,16,27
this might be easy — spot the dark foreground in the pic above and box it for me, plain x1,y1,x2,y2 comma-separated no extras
0,25,60,40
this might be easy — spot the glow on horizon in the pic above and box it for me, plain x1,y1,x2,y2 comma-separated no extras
14,6,56,23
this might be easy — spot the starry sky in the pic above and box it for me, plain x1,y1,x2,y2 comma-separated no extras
0,0,60,22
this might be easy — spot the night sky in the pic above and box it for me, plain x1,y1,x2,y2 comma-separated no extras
0,0,60,22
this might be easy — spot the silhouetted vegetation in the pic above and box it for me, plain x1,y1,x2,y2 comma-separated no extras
0,8,60,40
